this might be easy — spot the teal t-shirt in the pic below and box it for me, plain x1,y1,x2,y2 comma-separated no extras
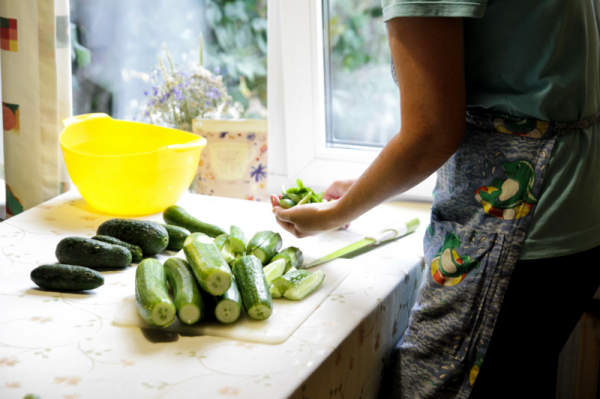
382,0,600,259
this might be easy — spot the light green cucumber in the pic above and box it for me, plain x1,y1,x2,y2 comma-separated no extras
213,234,229,250
163,257,204,325
214,277,242,324
183,233,232,296
246,231,282,265
271,270,325,301
232,255,273,320
220,239,236,264
263,259,286,285
135,259,176,327
271,246,304,272
229,225,247,254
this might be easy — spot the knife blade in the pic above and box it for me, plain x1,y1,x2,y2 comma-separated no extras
301,218,420,269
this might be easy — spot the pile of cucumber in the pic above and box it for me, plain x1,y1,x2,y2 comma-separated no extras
134,205,326,327
279,179,329,209
30,218,191,291
29,203,326,328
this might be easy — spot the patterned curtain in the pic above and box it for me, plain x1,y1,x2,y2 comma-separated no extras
0,0,72,217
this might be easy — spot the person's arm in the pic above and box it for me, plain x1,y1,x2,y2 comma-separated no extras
272,17,466,238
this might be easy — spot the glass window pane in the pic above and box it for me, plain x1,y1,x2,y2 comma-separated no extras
323,0,399,149
69,0,267,122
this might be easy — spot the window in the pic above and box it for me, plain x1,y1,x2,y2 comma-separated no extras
323,0,400,149
69,0,267,121
269,0,434,201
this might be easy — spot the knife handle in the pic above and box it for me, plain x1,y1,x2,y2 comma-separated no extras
367,218,420,245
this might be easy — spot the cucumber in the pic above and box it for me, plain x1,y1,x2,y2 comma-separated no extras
92,235,143,263
30,264,104,291
183,233,232,296
97,219,169,255
232,255,273,320
163,205,226,238
135,259,176,327
229,225,246,254
220,239,236,264
270,284,282,298
213,234,229,250
263,259,286,285
163,257,204,325
271,270,326,301
56,237,132,268
163,224,191,251
246,231,282,265
271,247,304,272
214,277,242,324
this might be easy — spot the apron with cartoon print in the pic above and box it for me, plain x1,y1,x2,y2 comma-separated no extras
385,109,600,399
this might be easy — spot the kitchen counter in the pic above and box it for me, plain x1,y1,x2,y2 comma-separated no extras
0,191,431,399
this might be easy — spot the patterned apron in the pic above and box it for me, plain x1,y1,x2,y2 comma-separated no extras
385,109,600,398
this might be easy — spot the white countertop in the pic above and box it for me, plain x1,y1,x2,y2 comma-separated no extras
0,191,431,399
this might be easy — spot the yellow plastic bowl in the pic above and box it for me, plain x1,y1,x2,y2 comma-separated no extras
60,113,206,216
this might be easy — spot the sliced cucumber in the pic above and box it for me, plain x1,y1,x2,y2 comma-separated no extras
246,231,282,265
263,259,286,285
271,246,304,272
213,234,229,250
214,277,242,324
183,233,232,296
135,259,176,327
271,270,326,301
229,225,246,254
232,256,273,320
284,270,325,301
270,284,282,298
220,240,236,264
163,257,204,325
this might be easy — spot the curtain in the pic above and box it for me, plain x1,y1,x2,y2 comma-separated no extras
0,0,72,218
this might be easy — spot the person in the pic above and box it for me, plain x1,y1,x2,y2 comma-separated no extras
270,0,600,397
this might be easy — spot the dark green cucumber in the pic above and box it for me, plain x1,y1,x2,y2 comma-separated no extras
163,205,226,238
135,258,176,327
271,270,326,300
164,257,204,325
232,255,273,320
31,264,104,291
162,224,191,251
246,231,282,265
271,247,304,272
56,237,131,268
213,234,229,250
229,225,246,254
97,219,169,255
92,235,143,263
213,276,242,324
183,233,232,296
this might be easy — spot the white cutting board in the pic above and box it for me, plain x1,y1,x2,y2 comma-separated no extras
113,258,360,344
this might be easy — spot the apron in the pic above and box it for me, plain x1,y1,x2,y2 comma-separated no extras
384,109,600,398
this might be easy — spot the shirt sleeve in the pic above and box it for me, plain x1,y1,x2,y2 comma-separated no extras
382,0,488,21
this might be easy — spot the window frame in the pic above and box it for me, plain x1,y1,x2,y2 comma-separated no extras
267,0,435,202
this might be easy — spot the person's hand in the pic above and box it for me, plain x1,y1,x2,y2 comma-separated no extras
270,195,345,238
323,179,355,200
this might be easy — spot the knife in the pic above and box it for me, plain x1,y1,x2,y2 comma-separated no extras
301,218,420,269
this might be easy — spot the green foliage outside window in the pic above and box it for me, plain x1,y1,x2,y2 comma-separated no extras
204,0,267,117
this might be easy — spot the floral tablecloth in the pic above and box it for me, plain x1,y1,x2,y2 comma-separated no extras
0,191,429,399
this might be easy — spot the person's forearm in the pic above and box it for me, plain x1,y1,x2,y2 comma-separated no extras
331,122,463,225
328,17,466,226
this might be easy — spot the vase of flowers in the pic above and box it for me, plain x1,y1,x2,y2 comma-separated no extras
137,41,243,132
